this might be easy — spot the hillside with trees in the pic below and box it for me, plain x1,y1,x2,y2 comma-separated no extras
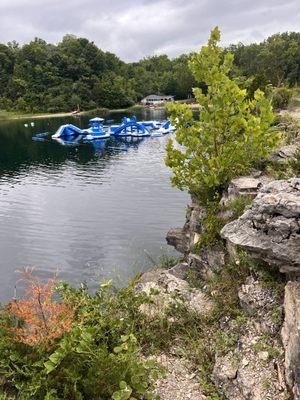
0,32,299,113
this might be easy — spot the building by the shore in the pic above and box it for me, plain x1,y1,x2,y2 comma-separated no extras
140,94,174,106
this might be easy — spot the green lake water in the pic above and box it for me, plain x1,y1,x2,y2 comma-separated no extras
0,109,188,302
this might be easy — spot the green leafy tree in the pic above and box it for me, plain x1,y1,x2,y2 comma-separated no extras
0,30,298,114
166,27,280,203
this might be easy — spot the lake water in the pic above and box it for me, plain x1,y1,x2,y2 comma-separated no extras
0,110,188,303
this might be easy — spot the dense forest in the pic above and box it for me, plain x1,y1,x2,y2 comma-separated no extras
0,32,299,113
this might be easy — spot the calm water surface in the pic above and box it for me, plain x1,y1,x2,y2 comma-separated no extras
0,110,188,302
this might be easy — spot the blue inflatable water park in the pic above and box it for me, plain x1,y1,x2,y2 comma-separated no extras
32,116,176,150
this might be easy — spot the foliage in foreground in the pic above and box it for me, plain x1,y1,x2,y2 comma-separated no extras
0,272,162,400
166,27,280,203
3,268,74,349
0,252,286,400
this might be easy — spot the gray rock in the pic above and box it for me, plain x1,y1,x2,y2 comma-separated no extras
221,179,300,273
213,276,287,400
272,144,299,162
238,276,282,334
136,268,213,317
212,353,238,383
168,262,190,280
189,205,206,234
281,281,300,399
167,202,206,254
220,174,271,206
166,227,190,254
188,247,225,278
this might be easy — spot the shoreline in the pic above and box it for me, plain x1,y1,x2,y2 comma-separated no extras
0,103,200,122
0,105,145,122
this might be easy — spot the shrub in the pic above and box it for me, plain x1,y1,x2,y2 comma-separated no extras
165,27,280,204
271,86,292,109
3,268,74,349
0,275,162,400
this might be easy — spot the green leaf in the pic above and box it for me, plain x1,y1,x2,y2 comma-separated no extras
49,353,62,365
113,346,123,354
9,354,19,362
101,280,112,288
119,381,127,390
44,361,56,374
112,392,122,400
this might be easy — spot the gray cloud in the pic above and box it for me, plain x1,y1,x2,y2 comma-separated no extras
0,0,299,61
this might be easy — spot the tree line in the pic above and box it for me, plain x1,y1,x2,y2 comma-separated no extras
0,32,299,113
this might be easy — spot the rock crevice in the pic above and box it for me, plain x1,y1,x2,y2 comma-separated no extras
221,179,300,274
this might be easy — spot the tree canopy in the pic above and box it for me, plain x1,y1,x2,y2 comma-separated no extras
166,27,280,202
0,31,299,113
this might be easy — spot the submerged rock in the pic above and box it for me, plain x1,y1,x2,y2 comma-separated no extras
221,179,300,274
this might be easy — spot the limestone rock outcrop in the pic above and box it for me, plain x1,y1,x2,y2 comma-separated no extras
272,144,299,162
220,174,271,206
221,179,300,274
165,174,300,399
213,277,286,400
136,268,213,317
166,203,206,255
281,281,300,399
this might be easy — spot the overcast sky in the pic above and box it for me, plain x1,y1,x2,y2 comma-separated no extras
0,0,299,61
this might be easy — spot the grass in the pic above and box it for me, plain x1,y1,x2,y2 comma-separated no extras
112,256,251,398
0,109,80,121
0,104,146,122
0,253,286,399
193,195,253,254
121,249,285,398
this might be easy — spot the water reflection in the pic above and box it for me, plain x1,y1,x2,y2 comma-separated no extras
0,110,188,303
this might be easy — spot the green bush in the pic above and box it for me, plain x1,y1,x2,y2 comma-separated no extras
165,27,280,204
271,86,292,109
0,282,162,400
